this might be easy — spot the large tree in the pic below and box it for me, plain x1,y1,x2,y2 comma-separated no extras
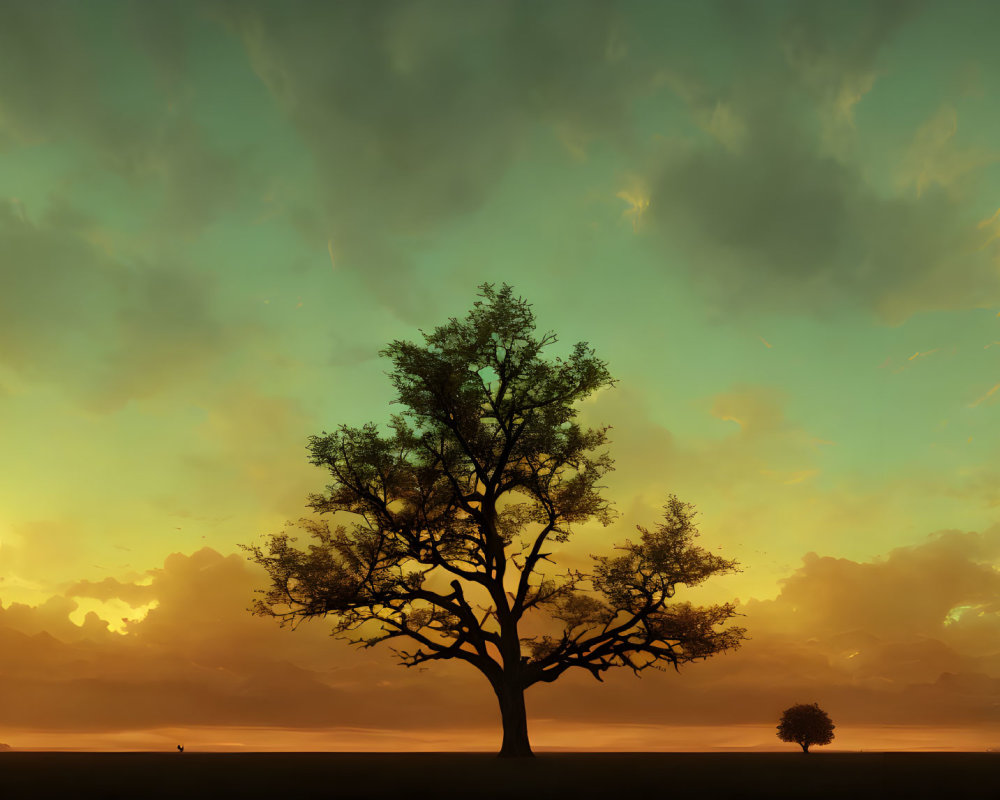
244,284,745,757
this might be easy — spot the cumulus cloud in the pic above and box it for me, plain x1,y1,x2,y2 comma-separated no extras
896,105,999,198
13,0,994,328
574,382,832,547
6,0,999,328
0,199,242,410
207,0,647,317
0,594,113,643
2,526,1000,736
643,0,1000,323
66,578,156,609
746,527,1000,641
0,548,494,732
528,525,1000,729
0,2,250,235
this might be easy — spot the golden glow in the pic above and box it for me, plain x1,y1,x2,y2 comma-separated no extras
783,469,819,485
68,598,160,634
759,468,819,485
2,724,997,753
968,383,1000,408
977,207,1000,249
616,180,650,233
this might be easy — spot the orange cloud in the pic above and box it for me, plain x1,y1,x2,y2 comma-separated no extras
3,530,1000,745
530,526,1000,732
66,577,155,608
0,549,495,734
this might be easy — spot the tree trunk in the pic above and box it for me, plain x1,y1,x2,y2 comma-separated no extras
800,743,810,753
497,680,533,758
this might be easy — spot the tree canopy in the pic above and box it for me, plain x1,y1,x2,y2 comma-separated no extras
244,283,745,756
776,703,836,753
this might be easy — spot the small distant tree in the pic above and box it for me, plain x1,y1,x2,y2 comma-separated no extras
777,703,835,753
244,283,745,757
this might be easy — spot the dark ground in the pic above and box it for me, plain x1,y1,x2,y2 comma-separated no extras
0,752,996,800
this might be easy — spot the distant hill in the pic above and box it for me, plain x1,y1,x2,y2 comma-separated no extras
0,743,11,751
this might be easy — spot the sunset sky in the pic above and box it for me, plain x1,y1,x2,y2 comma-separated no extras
1,0,1000,752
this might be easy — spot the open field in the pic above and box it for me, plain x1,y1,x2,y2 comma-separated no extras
0,753,996,799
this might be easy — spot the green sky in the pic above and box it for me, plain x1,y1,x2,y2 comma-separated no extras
1,0,999,747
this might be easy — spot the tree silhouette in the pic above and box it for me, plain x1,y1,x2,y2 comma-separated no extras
244,283,745,757
776,703,835,753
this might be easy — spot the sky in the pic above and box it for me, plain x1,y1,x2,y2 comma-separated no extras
1,0,999,752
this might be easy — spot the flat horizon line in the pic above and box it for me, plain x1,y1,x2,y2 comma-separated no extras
5,748,999,754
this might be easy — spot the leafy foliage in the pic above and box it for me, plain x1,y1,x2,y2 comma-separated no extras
243,283,745,752
777,703,836,752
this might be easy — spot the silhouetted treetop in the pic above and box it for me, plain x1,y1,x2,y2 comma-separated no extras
777,703,836,753
245,283,745,757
